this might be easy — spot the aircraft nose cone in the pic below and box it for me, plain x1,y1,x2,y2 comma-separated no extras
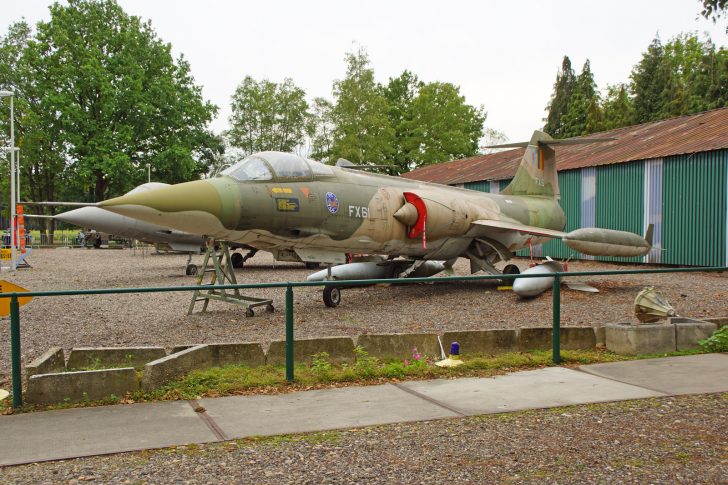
98,179,239,236
55,207,101,228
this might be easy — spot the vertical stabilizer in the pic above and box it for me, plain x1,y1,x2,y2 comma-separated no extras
500,131,560,199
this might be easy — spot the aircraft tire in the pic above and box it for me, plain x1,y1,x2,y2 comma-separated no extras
245,308,254,317
503,264,521,275
266,303,274,313
186,264,198,276
231,252,244,268
323,285,341,308
305,262,320,269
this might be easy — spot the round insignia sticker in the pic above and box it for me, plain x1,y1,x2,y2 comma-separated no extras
325,192,339,214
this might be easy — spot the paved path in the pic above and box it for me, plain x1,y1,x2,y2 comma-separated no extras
1,353,726,467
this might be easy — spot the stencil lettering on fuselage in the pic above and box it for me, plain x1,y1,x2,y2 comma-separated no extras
348,205,369,218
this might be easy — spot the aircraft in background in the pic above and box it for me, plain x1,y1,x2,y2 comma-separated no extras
98,130,652,306
26,183,205,274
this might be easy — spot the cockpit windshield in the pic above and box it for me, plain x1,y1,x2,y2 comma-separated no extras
220,152,333,181
263,152,312,178
308,159,335,176
220,157,273,181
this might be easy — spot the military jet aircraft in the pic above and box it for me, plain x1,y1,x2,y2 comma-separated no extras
98,130,651,306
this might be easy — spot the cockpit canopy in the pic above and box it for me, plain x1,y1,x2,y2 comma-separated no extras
220,152,334,181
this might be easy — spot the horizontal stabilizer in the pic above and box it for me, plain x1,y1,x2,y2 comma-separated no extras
471,220,566,238
485,135,615,149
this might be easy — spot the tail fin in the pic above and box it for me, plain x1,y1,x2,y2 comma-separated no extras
500,130,559,199
485,131,616,200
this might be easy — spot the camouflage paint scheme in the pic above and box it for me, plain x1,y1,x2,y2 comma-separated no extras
99,131,645,272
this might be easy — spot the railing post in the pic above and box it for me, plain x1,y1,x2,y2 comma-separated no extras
10,293,22,407
285,284,294,382
552,274,561,364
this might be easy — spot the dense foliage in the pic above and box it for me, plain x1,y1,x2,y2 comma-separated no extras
228,76,309,155
0,0,219,239
544,33,728,138
234,48,487,174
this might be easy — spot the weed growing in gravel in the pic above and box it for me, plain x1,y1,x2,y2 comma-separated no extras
353,346,376,376
311,352,332,379
242,431,342,448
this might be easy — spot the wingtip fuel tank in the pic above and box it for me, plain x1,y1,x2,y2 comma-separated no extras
562,228,651,257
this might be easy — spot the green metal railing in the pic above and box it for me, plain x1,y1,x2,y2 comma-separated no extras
2,266,725,408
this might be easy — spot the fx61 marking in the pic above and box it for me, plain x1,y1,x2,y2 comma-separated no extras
348,205,369,218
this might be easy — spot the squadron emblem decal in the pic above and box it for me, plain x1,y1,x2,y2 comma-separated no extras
325,192,339,214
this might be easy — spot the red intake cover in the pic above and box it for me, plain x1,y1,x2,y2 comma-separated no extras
403,192,427,239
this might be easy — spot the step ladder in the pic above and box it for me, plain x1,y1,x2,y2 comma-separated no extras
188,240,273,317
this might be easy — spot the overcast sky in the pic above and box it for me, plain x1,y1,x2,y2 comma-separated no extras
3,1,727,143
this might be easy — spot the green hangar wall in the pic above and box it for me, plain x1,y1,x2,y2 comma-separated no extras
463,148,728,266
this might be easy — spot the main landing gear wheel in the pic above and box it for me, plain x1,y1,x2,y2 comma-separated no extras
266,303,274,313
245,308,255,317
322,285,341,307
305,262,321,269
231,252,244,268
503,264,521,275
185,264,198,276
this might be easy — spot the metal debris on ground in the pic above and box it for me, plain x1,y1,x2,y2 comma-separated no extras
634,286,677,323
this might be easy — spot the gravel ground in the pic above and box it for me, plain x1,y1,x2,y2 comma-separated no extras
1,393,725,483
0,248,727,387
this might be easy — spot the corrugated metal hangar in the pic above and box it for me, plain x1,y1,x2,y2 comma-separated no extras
403,108,728,266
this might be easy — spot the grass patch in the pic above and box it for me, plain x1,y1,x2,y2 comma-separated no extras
133,348,630,402
240,431,342,447
0,347,710,415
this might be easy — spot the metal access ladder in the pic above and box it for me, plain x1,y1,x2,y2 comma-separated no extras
188,240,273,317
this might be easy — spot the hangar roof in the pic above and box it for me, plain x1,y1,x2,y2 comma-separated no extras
401,107,728,184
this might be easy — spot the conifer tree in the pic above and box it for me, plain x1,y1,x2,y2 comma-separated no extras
561,60,602,137
631,36,670,123
543,56,576,138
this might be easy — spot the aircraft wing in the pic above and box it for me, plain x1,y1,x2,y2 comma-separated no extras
471,220,566,238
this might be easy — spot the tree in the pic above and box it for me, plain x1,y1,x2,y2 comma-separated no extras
601,84,636,130
480,128,509,154
561,60,603,137
306,97,335,162
631,36,670,123
227,76,309,155
699,0,728,32
543,56,576,138
407,82,485,168
21,0,218,202
699,0,728,19
381,70,485,172
0,21,69,241
662,34,728,114
382,70,421,172
631,34,727,123
329,47,395,168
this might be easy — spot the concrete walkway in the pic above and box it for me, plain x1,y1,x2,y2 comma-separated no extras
1,353,726,467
